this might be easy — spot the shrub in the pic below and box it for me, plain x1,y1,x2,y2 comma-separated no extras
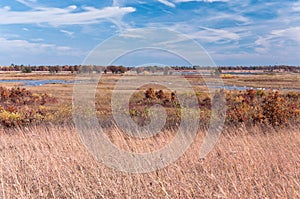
225,89,300,127
0,87,57,127
145,88,156,100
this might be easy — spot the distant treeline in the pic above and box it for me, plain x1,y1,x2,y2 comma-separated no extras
173,65,300,72
0,64,299,73
0,65,130,74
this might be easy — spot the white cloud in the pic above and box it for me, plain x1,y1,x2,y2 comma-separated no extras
0,5,136,27
184,28,240,45
292,1,300,11
201,13,250,24
67,5,77,10
255,36,268,47
30,38,44,42
0,37,86,65
113,0,126,7
119,32,146,39
60,29,74,37
3,6,11,11
253,26,300,55
168,23,241,43
254,37,270,53
271,27,300,43
158,0,176,8
174,0,229,3
15,0,37,8
0,37,74,54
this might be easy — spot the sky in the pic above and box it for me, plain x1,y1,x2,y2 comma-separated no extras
0,0,300,66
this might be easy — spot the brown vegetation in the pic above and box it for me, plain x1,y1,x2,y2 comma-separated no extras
0,85,299,129
0,125,299,198
0,87,57,127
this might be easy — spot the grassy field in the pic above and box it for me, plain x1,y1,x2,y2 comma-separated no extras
0,125,299,198
0,72,299,198
223,73,300,90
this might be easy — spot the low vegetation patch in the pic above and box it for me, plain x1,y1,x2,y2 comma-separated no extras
0,86,57,127
225,89,300,127
0,85,299,129
128,88,300,128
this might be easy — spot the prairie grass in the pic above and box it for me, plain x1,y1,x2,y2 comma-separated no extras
0,125,299,198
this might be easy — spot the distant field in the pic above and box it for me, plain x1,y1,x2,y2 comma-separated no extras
0,71,299,100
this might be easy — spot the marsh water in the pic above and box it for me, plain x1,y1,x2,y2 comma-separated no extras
0,79,299,92
0,79,74,86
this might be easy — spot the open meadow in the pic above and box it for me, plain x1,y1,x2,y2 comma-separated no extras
0,71,299,198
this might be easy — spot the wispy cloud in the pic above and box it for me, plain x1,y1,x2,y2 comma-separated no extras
167,23,241,43
15,0,37,8
0,37,84,65
0,0,299,65
174,0,229,3
30,38,44,42
271,27,300,44
254,26,300,52
158,0,176,8
156,0,229,7
0,37,72,53
113,0,127,7
292,1,300,11
192,27,240,42
60,29,74,37
0,5,136,27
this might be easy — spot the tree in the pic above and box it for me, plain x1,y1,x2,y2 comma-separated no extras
54,66,62,73
107,66,118,74
117,66,127,73
69,66,75,73
214,68,222,76
22,66,32,73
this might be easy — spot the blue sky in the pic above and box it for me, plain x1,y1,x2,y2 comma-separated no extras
0,0,299,66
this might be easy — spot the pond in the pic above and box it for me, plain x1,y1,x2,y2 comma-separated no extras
0,79,299,92
0,79,75,86
206,84,300,92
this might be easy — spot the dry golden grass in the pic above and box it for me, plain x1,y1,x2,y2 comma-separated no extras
0,72,76,80
224,73,300,90
0,125,299,198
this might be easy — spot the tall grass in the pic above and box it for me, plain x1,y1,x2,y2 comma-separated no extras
0,125,299,198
